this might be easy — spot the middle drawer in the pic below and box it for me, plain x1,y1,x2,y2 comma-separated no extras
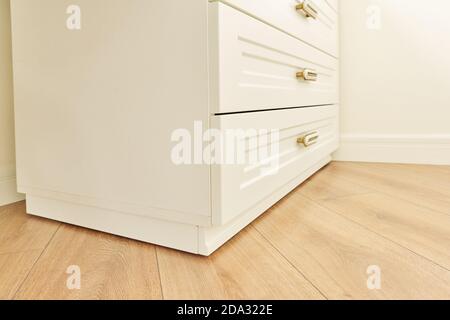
209,2,339,114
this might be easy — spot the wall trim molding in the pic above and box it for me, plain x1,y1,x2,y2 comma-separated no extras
333,134,450,165
0,176,25,206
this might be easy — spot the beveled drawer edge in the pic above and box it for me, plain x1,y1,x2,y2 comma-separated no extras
209,0,339,59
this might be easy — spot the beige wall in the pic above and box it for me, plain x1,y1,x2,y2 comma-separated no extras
0,0,22,205
335,0,450,164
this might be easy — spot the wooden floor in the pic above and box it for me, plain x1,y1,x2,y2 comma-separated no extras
1,162,450,300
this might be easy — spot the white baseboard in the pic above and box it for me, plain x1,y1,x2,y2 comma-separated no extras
333,134,450,165
0,176,25,207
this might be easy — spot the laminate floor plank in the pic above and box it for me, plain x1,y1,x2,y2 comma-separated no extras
323,162,450,215
157,226,324,300
350,162,450,194
0,201,60,255
0,251,42,300
253,192,450,300
297,164,372,201
14,225,163,300
320,193,450,270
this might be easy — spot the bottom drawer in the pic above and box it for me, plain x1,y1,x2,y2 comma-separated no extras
212,105,339,225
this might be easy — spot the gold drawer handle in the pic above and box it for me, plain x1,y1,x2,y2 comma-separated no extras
297,132,319,147
297,69,318,82
296,0,319,19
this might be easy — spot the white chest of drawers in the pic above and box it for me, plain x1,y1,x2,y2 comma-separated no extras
11,0,339,255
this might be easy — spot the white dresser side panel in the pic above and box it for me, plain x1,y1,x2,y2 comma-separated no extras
11,0,211,222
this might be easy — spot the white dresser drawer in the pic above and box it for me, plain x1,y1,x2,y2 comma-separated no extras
212,105,339,225
214,0,339,57
210,2,338,114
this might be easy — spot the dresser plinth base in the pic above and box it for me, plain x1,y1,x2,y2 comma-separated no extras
25,157,331,256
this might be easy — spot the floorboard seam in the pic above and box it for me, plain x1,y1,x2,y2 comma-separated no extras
375,189,450,218
330,166,450,217
155,248,165,300
300,191,375,202
0,249,42,257
11,224,62,300
251,226,329,300
313,199,450,273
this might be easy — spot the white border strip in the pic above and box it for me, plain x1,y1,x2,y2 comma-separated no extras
333,134,450,165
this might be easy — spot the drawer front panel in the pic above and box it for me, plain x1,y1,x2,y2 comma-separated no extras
212,105,339,225
210,3,339,114
216,0,339,57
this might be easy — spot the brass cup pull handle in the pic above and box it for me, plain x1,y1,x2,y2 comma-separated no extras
297,69,318,82
297,132,319,147
296,0,319,19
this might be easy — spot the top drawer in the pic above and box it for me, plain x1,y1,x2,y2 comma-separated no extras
209,3,338,114
215,0,339,57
